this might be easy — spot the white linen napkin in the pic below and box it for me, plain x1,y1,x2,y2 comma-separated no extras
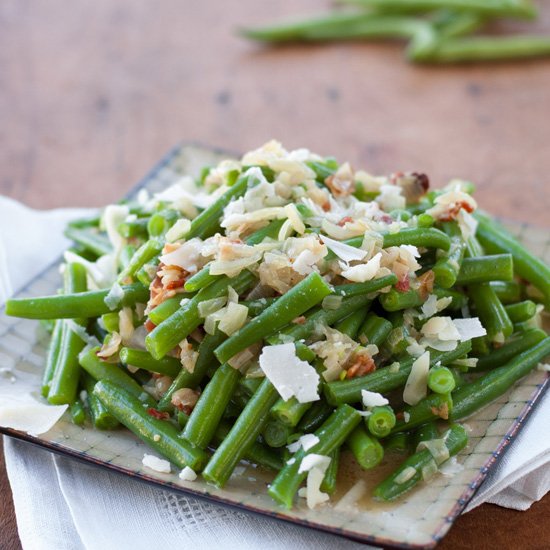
1,196,549,550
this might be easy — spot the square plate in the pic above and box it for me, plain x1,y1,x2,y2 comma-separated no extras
0,144,548,548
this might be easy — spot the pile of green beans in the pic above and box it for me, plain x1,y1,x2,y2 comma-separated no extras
6,144,550,512
240,0,550,64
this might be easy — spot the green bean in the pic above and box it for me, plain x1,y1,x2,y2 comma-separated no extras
119,244,138,269
83,374,120,430
70,400,86,426
504,300,537,323
147,209,180,238
93,380,208,471
119,348,182,377
373,424,468,502
79,346,155,407
263,418,293,448
148,296,186,325
183,364,242,449
213,422,283,471
202,377,280,487
158,331,225,411
382,227,451,251
475,212,550,308
424,34,550,64
184,219,285,292
270,294,372,345
268,405,361,509
367,406,397,438
215,272,332,364
306,158,339,182
450,338,550,420
64,226,112,257
146,270,255,360
434,287,468,310
297,400,333,433
380,286,426,312
6,283,149,320
187,170,262,239
271,398,312,428
325,341,472,405
117,217,150,239
358,313,393,347
413,422,440,449
427,366,456,394
475,328,547,371
456,254,514,285
391,393,453,433
67,215,101,230
469,282,513,343
433,222,466,289
490,281,522,304
342,0,537,19
41,320,63,398
117,239,163,284
334,308,369,339
320,448,340,495
239,376,263,397
241,13,414,43
384,432,412,453
241,297,278,317
347,426,384,469
332,274,398,297
48,263,88,405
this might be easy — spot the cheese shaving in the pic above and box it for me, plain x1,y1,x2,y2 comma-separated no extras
403,351,430,406
142,454,171,474
259,344,320,403
361,389,389,408
319,234,368,263
178,466,197,481
339,252,382,283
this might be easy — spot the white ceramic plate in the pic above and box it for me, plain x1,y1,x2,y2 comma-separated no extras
0,144,548,548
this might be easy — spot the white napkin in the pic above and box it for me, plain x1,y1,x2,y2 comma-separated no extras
1,196,549,550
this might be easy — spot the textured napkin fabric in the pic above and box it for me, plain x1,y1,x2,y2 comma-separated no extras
1,196,549,550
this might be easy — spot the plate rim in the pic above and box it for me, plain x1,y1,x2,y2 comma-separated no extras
1,142,549,549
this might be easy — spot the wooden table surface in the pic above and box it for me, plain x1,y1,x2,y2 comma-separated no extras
1,1,549,548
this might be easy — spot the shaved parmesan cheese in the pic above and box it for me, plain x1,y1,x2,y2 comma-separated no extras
292,249,322,276
403,351,430,406
457,209,478,240
259,344,320,403
403,412,410,423
65,320,101,347
165,219,191,242
299,453,331,474
394,466,417,484
340,252,382,283
0,394,67,436
452,318,487,341
538,363,550,372
142,454,171,474
104,281,124,310
319,234,367,263
361,389,389,408
301,467,330,509
178,466,197,481
422,317,460,341
287,433,320,454
277,218,294,241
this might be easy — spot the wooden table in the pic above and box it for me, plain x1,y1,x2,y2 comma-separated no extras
1,1,549,547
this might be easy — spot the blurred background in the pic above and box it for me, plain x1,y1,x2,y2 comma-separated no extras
1,0,549,225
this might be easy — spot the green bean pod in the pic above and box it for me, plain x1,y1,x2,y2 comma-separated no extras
93,380,208,471
347,425,384,469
